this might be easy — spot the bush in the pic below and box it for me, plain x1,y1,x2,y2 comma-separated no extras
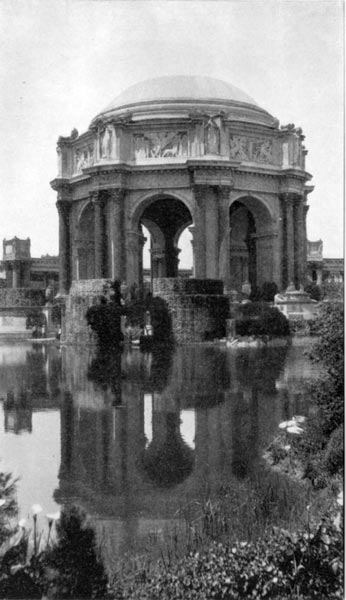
43,506,108,599
86,297,123,349
291,303,344,487
112,517,343,599
261,281,279,302
324,425,344,476
235,302,290,337
305,282,322,301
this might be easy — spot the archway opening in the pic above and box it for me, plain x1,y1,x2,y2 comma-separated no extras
229,201,256,292
140,197,193,287
229,197,274,294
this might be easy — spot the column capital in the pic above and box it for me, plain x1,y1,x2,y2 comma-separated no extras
89,190,101,204
56,199,71,218
280,192,303,204
108,188,126,202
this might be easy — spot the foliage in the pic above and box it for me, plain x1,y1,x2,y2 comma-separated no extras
236,302,290,337
0,473,17,548
260,281,279,302
305,283,322,301
111,517,343,600
86,297,124,349
324,425,344,476
43,505,108,599
0,498,109,599
288,303,344,487
51,303,62,326
25,309,45,330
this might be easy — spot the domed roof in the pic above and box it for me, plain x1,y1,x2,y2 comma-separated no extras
102,75,258,113
91,75,276,128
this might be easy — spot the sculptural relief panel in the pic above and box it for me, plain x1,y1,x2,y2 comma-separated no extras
74,144,94,174
133,130,189,160
229,135,274,164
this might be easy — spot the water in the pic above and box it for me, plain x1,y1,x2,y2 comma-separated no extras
0,339,318,565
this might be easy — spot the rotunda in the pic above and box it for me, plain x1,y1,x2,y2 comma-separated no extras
51,75,313,296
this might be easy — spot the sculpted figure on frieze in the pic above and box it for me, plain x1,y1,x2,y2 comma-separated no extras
74,145,95,174
100,124,114,159
253,140,273,163
134,134,150,158
229,135,249,160
134,130,189,159
204,119,220,155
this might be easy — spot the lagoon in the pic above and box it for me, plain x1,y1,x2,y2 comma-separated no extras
0,339,318,566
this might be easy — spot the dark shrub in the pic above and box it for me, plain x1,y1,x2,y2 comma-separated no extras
261,281,279,302
86,297,123,349
51,302,62,326
44,506,108,599
324,425,344,476
148,296,173,343
249,285,262,301
236,302,290,337
305,282,321,301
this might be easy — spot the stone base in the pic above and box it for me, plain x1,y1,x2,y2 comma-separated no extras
153,278,229,344
63,279,112,345
274,287,319,321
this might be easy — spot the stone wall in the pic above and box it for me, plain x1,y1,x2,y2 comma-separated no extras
153,278,229,343
63,279,112,345
0,288,45,308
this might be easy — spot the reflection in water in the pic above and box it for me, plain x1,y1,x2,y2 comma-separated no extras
0,340,318,562
0,344,62,435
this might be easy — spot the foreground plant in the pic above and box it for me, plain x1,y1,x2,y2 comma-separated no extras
111,515,343,600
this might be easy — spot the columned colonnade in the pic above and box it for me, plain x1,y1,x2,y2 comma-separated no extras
56,182,308,296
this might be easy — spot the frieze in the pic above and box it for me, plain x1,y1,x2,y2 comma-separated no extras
133,130,189,159
233,171,278,194
229,135,273,164
74,144,94,174
129,169,190,190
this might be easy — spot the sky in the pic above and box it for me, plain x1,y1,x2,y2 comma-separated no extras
0,0,344,264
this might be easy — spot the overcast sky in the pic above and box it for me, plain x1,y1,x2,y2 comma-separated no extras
0,0,343,263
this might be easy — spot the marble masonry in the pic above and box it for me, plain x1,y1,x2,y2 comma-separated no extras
51,76,313,300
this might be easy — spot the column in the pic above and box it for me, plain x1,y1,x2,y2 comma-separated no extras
12,262,20,289
138,229,147,292
193,186,206,278
188,226,196,277
217,187,231,288
91,192,104,279
294,196,305,287
303,204,309,285
205,187,219,279
108,189,125,281
285,195,295,287
274,198,285,290
126,230,140,286
56,200,71,295
150,247,166,279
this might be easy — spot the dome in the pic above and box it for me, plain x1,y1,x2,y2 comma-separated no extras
104,76,257,111
90,75,274,126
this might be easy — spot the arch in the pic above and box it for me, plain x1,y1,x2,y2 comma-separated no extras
132,194,193,282
130,190,194,231
228,195,275,293
77,199,93,223
229,193,275,229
